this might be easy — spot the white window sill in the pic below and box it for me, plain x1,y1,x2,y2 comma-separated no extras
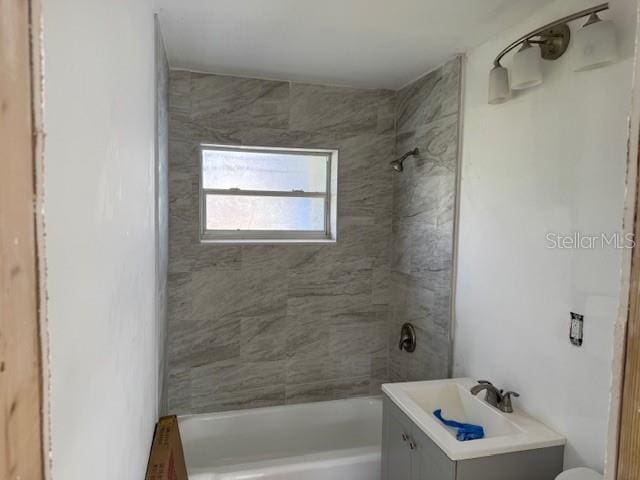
199,237,337,245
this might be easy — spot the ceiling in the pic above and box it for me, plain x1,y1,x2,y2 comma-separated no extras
157,0,552,90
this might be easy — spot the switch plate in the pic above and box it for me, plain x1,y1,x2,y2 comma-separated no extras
569,312,584,346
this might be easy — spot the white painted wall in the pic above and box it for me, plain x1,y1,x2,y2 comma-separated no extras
42,1,161,478
454,0,636,473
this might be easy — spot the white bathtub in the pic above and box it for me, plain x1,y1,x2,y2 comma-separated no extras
178,396,382,480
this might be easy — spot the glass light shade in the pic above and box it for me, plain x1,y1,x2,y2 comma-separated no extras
573,15,617,72
488,65,510,104
511,43,543,90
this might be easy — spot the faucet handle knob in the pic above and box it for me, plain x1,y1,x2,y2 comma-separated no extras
500,391,520,413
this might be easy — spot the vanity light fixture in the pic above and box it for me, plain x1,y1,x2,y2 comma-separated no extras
488,3,614,105
573,12,617,71
511,40,543,90
488,64,510,105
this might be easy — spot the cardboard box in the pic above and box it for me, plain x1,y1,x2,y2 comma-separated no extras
145,415,188,480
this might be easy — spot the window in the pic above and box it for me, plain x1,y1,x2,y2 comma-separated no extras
199,144,338,243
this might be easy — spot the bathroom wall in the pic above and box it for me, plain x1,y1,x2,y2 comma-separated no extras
454,0,637,472
156,16,170,413
389,58,462,382
167,71,396,413
43,0,162,479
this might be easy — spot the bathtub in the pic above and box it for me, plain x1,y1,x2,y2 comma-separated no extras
178,396,382,480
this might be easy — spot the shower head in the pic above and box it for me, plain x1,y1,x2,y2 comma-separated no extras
390,148,419,172
390,159,404,172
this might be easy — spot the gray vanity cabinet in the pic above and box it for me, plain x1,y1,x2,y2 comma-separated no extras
382,396,454,480
410,425,456,480
382,395,564,480
383,399,413,480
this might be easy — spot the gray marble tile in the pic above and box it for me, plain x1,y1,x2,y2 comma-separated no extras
169,70,191,116
287,292,374,319
241,245,290,274
169,314,240,369
407,329,450,380
286,356,332,386
167,272,192,323
329,312,387,356
167,365,191,413
190,73,290,129
328,313,385,379
168,171,197,207
240,311,288,362
338,132,395,219
193,245,242,272
389,347,408,383
285,312,330,362
285,380,334,404
411,115,459,173
287,254,373,300
285,377,370,405
191,267,287,320
169,113,194,144
191,358,285,402
329,354,371,380
172,117,246,146
228,127,342,151
372,265,391,305
377,90,397,134
335,222,390,261
370,356,389,392
193,385,286,413
392,173,454,225
396,57,461,135
332,377,371,399
168,238,197,274
290,83,381,135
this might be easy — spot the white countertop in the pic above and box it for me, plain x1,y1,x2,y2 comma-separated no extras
382,377,565,461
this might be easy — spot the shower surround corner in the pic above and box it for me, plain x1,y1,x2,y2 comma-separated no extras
389,57,462,382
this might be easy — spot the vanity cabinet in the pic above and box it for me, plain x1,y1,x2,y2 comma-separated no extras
382,395,564,480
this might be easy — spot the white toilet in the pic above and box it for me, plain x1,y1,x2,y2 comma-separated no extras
556,468,603,480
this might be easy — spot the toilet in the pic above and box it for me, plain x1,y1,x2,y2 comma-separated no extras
556,468,603,480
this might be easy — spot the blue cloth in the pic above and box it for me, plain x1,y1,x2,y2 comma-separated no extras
433,409,485,441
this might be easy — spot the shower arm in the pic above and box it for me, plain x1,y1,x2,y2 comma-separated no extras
393,148,419,164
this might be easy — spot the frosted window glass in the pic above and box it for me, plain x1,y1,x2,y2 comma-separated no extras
202,149,328,192
205,195,325,231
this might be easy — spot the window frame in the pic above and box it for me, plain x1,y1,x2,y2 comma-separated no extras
198,144,339,244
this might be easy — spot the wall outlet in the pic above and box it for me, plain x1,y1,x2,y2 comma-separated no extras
570,312,584,346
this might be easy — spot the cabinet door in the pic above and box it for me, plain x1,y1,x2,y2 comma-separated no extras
410,425,456,480
382,399,412,480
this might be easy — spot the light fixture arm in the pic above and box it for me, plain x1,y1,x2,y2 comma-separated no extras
492,2,609,67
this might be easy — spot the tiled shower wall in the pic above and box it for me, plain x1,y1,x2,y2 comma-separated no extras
167,58,461,413
389,58,461,381
167,71,396,413
155,17,169,413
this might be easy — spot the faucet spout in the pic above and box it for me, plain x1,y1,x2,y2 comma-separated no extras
470,380,519,413
470,381,501,408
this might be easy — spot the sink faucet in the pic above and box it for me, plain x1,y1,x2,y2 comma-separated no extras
470,380,520,413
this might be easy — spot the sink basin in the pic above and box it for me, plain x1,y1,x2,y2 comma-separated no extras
382,378,565,460
405,381,522,439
